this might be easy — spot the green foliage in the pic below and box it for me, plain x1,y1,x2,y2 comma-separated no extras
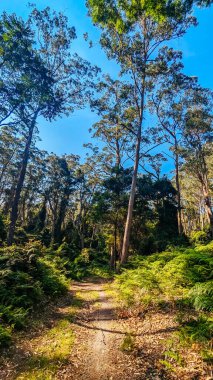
160,346,184,372
0,324,12,348
190,230,209,244
178,316,213,344
0,212,6,242
37,258,68,296
189,281,213,311
87,0,199,29
68,248,112,280
201,348,213,364
196,240,213,253
159,250,212,293
0,242,69,347
114,266,159,306
120,333,135,353
0,305,29,329
56,242,77,261
113,244,213,308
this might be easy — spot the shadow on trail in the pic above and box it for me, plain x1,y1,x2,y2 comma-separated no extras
72,319,178,336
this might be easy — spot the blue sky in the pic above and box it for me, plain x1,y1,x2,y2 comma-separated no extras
0,1,212,169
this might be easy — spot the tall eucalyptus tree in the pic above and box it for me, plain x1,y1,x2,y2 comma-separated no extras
88,0,196,263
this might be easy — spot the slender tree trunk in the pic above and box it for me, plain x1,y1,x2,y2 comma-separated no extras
120,140,140,265
36,197,47,232
90,225,96,248
7,113,38,245
110,245,116,270
52,196,69,244
199,201,204,230
198,151,213,236
120,83,145,265
80,232,85,250
202,182,213,236
115,124,121,168
51,210,57,244
110,220,117,270
174,144,183,235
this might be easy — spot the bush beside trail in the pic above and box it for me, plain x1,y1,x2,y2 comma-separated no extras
0,242,69,347
0,242,113,348
112,242,213,365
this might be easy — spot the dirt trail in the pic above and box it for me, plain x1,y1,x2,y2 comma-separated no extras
57,280,209,380
61,280,135,380
0,279,208,380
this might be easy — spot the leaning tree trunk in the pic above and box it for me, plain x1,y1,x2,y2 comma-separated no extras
120,139,140,265
120,84,145,265
7,113,38,245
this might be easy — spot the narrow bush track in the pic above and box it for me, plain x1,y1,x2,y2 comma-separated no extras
0,279,210,380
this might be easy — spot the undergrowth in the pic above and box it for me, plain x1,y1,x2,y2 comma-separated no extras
0,242,113,348
0,241,69,347
114,241,213,310
113,241,213,369
68,248,113,280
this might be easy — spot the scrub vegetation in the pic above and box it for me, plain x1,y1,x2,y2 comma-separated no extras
0,1,212,379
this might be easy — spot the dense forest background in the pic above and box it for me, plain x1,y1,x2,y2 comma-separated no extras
0,5,212,254
0,1,212,378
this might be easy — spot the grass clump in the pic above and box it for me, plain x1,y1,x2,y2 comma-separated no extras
76,290,99,302
16,319,74,380
120,333,135,353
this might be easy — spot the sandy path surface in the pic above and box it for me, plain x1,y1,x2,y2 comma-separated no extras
59,280,136,380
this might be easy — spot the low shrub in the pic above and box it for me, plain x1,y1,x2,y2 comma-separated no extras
191,230,209,244
178,316,213,344
0,305,29,329
114,267,159,306
37,258,68,296
189,281,213,311
0,324,12,348
69,249,111,280
120,333,135,353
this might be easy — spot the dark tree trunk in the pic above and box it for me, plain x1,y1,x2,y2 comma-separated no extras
52,197,69,245
36,197,47,232
174,145,183,235
7,113,38,245
115,124,121,168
